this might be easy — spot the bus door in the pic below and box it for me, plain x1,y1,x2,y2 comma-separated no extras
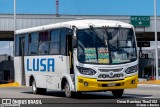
66,28,77,86
66,34,74,74
60,28,74,75
19,37,26,86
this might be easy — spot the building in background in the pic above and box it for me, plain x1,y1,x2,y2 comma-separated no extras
0,54,14,84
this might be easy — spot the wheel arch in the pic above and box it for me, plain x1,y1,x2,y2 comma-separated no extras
61,77,68,90
61,76,75,91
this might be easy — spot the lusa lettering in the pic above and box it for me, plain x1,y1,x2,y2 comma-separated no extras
27,58,54,72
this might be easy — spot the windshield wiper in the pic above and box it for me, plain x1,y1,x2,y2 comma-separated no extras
103,26,108,34
89,25,98,36
101,26,109,46
89,25,104,44
117,27,122,50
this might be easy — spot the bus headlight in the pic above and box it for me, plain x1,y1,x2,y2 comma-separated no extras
125,65,138,74
77,66,96,75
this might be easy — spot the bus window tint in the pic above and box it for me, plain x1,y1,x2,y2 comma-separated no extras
39,31,49,42
39,31,49,55
60,28,66,55
29,32,38,55
29,32,38,43
50,29,60,54
39,42,49,55
15,35,20,56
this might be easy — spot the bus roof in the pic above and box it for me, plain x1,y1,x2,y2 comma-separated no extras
16,19,133,35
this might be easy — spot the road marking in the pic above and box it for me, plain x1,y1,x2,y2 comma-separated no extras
142,96,157,98
138,84,160,87
95,92,158,99
123,94,157,99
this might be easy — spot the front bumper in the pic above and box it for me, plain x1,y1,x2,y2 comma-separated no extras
77,74,138,91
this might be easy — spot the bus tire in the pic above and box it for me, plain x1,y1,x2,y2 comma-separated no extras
39,88,47,95
32,80,46,95
64,81,73,98
112,89,124,98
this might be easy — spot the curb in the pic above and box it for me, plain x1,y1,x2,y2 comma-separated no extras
0,82,20,87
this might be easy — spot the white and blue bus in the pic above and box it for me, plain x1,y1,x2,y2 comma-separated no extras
14,19,138,98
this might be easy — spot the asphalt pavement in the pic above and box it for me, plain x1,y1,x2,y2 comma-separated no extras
0,85,160,104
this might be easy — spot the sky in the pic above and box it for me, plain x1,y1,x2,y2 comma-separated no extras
0,0,159,16
0,0,160,56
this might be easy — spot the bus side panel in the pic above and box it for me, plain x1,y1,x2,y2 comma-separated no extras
46,76,61,90
24,56,49,88
34,74,47,88
25,74,30,87
14,57,23,85
24,55,69,90
45,56,70,90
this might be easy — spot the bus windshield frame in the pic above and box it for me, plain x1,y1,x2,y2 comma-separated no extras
77,27,137,65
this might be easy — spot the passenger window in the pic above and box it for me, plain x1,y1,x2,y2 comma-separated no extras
50,29,60,54
29,32,38,55
39,31,49,42
39,31,49,55
15,35,20,56
39,42,49,55
29,32,38,43
60,28,66,55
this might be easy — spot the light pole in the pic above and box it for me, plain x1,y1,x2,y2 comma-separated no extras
14,0,16,34
154,0,159,80
13,0,16,57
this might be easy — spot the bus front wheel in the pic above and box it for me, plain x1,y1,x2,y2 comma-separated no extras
32,80,46,95
111,89,124,98
64,81,74,98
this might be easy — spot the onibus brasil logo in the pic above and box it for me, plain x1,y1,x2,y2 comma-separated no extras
1,99,42,107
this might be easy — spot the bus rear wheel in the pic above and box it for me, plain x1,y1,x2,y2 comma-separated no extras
32,80,46,95
112,89,124,98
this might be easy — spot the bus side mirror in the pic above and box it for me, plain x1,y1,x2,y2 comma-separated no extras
72,36,77,48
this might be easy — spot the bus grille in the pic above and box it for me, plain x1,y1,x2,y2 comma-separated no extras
98,73,124,78
97,79,124,82
98,68,123,72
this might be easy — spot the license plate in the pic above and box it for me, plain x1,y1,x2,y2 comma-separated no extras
108,83,116,87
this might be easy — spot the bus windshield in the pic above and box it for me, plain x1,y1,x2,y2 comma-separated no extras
77,27,137,64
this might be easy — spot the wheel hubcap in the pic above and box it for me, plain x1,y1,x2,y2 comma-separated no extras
32,82,36,92
65,84,70,96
